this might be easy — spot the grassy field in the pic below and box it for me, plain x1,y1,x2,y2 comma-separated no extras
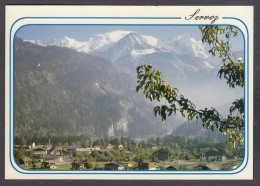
21,162,42,170
56,164,72,170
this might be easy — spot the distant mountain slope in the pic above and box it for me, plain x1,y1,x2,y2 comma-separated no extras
14,38,171,139
172,121,226,142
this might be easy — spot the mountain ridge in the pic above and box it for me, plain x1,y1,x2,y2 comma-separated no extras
26,30,214,72
14,38,174,140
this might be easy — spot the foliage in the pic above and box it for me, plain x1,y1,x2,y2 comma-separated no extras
14,148,26,164
136,26,244,148
84,161,95,169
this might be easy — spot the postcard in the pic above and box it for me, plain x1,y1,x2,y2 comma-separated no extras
5,5,253,180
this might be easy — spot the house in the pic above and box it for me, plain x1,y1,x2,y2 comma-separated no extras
76,148,92,155
138,160,156,170
50,148,61,156
92,146,101,151
44,155,64,165
19,157,32,167
71,161,85,170
50,146,66,156
204,164,220,170
66,146,80,153
195,164,220,170
200,150,226,162
152,148,173,162
104,162,125,170
166,164,181,170
32,147,47,155
42,160,56,169
104,144,114,150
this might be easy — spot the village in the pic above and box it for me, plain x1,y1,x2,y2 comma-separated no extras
14,140,242,171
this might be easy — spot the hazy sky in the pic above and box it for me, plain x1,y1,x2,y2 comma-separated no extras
16,25,244,51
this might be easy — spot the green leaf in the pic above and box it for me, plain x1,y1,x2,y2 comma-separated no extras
195,116,199,123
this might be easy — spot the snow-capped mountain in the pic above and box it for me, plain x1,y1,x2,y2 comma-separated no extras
51,30,134,53
25,30,214,77
48,30,213,69
47,30,216,81
24,40,46,47
165,35,209,59
94,32,165,64
51,36,85,50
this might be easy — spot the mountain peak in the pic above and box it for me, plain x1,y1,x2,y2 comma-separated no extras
24,40,46,47
51,36,85,49
63,36,74,40
167,34,209,59
98,30,135,43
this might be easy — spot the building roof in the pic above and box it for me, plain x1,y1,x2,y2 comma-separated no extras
205,164,220,170
166,164,180,170
32,147,46,151
55,146,63,151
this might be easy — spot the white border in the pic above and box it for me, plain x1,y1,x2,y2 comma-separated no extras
5,6,254,180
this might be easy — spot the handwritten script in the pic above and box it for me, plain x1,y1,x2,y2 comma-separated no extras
185,9,219,24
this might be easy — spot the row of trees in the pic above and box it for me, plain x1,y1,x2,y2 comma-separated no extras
68,134,243,162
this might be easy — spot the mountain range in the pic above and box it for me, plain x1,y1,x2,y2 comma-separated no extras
15,38,175,139
48,30,215,77
27,30,243,109
17,30,244,140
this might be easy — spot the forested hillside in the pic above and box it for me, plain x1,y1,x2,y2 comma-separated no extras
14,38,167,142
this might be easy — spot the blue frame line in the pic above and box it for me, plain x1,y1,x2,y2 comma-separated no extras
9,17,249,175
222,16,250,175
13,16,183,20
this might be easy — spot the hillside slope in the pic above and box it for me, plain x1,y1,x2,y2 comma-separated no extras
14,38,169,140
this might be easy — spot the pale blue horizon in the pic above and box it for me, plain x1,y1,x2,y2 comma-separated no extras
16,25,244,51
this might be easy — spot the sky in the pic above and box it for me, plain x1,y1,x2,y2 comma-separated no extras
16,25,244,51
